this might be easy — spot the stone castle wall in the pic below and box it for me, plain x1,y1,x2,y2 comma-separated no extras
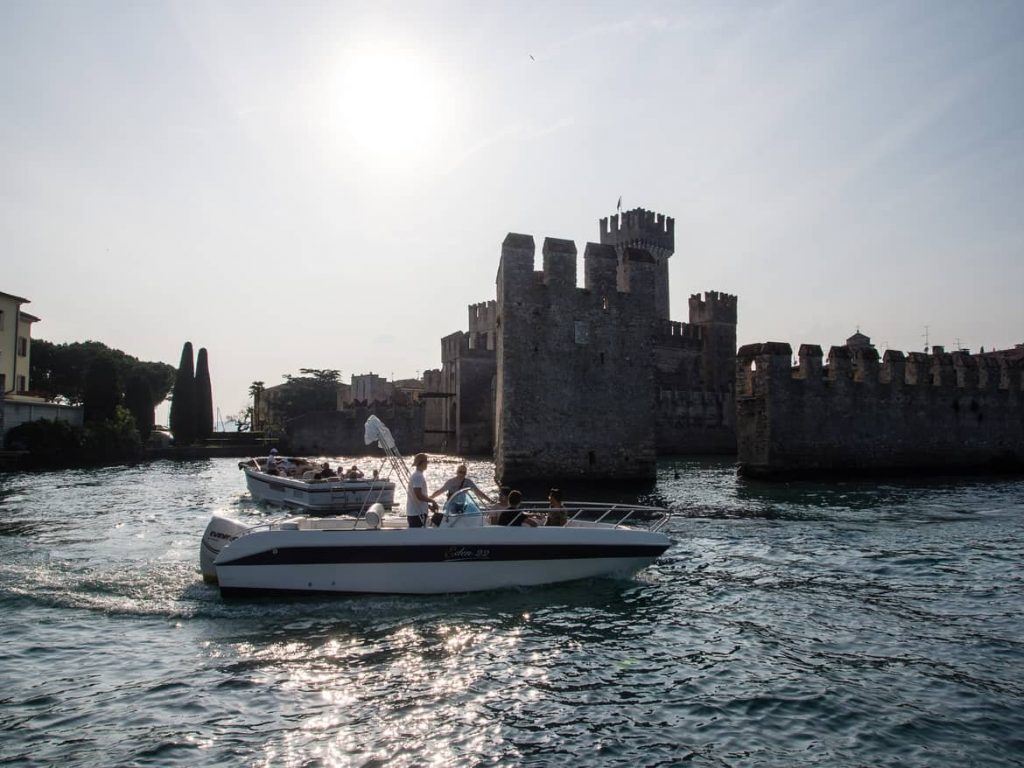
286,402,425,456
424,304,497,456
495,235,658,484
653,291,737,454
736,342,1024,477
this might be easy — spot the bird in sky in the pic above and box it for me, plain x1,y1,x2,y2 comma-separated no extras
529,54,535,61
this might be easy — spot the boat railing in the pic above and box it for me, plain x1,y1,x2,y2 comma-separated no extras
443,491,669,532
524,501,670,532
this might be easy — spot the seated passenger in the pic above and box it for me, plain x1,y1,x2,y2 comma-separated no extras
497,490,537,527
545,488,567,526
345,465,364,481
487,486,511,525
265,448,280,473
315,462,336,480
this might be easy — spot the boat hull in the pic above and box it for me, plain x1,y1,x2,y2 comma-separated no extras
214,526,670,595
244,468,395,512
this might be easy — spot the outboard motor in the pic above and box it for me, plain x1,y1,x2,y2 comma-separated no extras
199,514,250,584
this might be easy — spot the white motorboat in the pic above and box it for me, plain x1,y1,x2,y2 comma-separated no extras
201,417,672,596
240,458,396,513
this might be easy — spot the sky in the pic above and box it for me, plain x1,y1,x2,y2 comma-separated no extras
2,0,1023,422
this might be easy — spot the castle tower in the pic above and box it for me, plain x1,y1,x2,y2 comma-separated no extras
495,232,658,484
688,291,738,391
599,208,674,320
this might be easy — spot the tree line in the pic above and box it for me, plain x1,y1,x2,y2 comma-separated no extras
11,339,179,466
29,339,175,439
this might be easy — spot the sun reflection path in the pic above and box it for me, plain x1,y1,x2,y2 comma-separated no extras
239,618,533,767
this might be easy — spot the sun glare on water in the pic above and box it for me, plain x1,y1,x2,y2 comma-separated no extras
333,42,450,169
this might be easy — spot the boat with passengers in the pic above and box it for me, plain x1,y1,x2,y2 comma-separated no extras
202,417,672,596
239,455,396,513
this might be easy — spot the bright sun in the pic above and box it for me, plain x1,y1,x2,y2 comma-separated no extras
334,42,447,168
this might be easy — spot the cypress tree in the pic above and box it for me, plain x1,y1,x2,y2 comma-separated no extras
124,374,155,440
82,356,120,423
169,342,196,445
194,347,214,441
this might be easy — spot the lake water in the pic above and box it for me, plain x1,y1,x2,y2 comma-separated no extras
1,457,1022,767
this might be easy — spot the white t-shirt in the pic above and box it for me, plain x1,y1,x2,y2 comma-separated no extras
406,470,429,518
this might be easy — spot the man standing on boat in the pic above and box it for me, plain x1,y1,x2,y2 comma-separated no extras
430,464,494,505
406,453,438,528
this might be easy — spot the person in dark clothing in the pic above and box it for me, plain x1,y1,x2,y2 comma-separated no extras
497,490,537,527
546,488,567,526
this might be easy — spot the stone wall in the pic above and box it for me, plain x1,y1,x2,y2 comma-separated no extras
455,354,495,456
495,235,658,484
0,398,83,445
421,368,450,452
652,292,738,454
286,403,425,455
736,342,1024,478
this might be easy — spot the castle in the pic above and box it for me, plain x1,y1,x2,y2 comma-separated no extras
424,207,737,483
278,205,1023,481
736,338,1024,477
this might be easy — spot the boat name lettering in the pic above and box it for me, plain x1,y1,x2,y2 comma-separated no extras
443,546,491,562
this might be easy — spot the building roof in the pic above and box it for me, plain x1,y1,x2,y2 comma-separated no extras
19,311,41,323
846,330,873,349
0,291,30,304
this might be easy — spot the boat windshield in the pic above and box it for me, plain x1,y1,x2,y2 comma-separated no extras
443,488,483,518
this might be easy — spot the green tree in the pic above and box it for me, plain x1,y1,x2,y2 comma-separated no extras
169,342,196,445
4,418,85,466
82,355,120,423
124,374,155,440
30,339,175,406
195,347,214,440
295,369,341,385
249,381,265,430
227,406,253,432
265,370,342,425
83,406,143,464
5,408,142,468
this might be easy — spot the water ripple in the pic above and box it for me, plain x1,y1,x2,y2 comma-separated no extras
1,459,1023,766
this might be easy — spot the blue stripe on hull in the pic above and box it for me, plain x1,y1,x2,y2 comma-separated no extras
218,543,669,566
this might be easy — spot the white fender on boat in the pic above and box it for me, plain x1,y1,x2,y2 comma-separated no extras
364,503,385,529
200,514,250,584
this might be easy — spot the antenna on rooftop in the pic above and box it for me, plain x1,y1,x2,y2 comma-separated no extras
922,325,930,354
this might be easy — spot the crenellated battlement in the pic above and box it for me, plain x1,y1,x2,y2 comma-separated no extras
466,300,497,352
599,208,675,253
469,300,497,315
736,339,1024,477
738,342,1024,395
498,232,659,306
689,291,738,324
654,320,704,349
